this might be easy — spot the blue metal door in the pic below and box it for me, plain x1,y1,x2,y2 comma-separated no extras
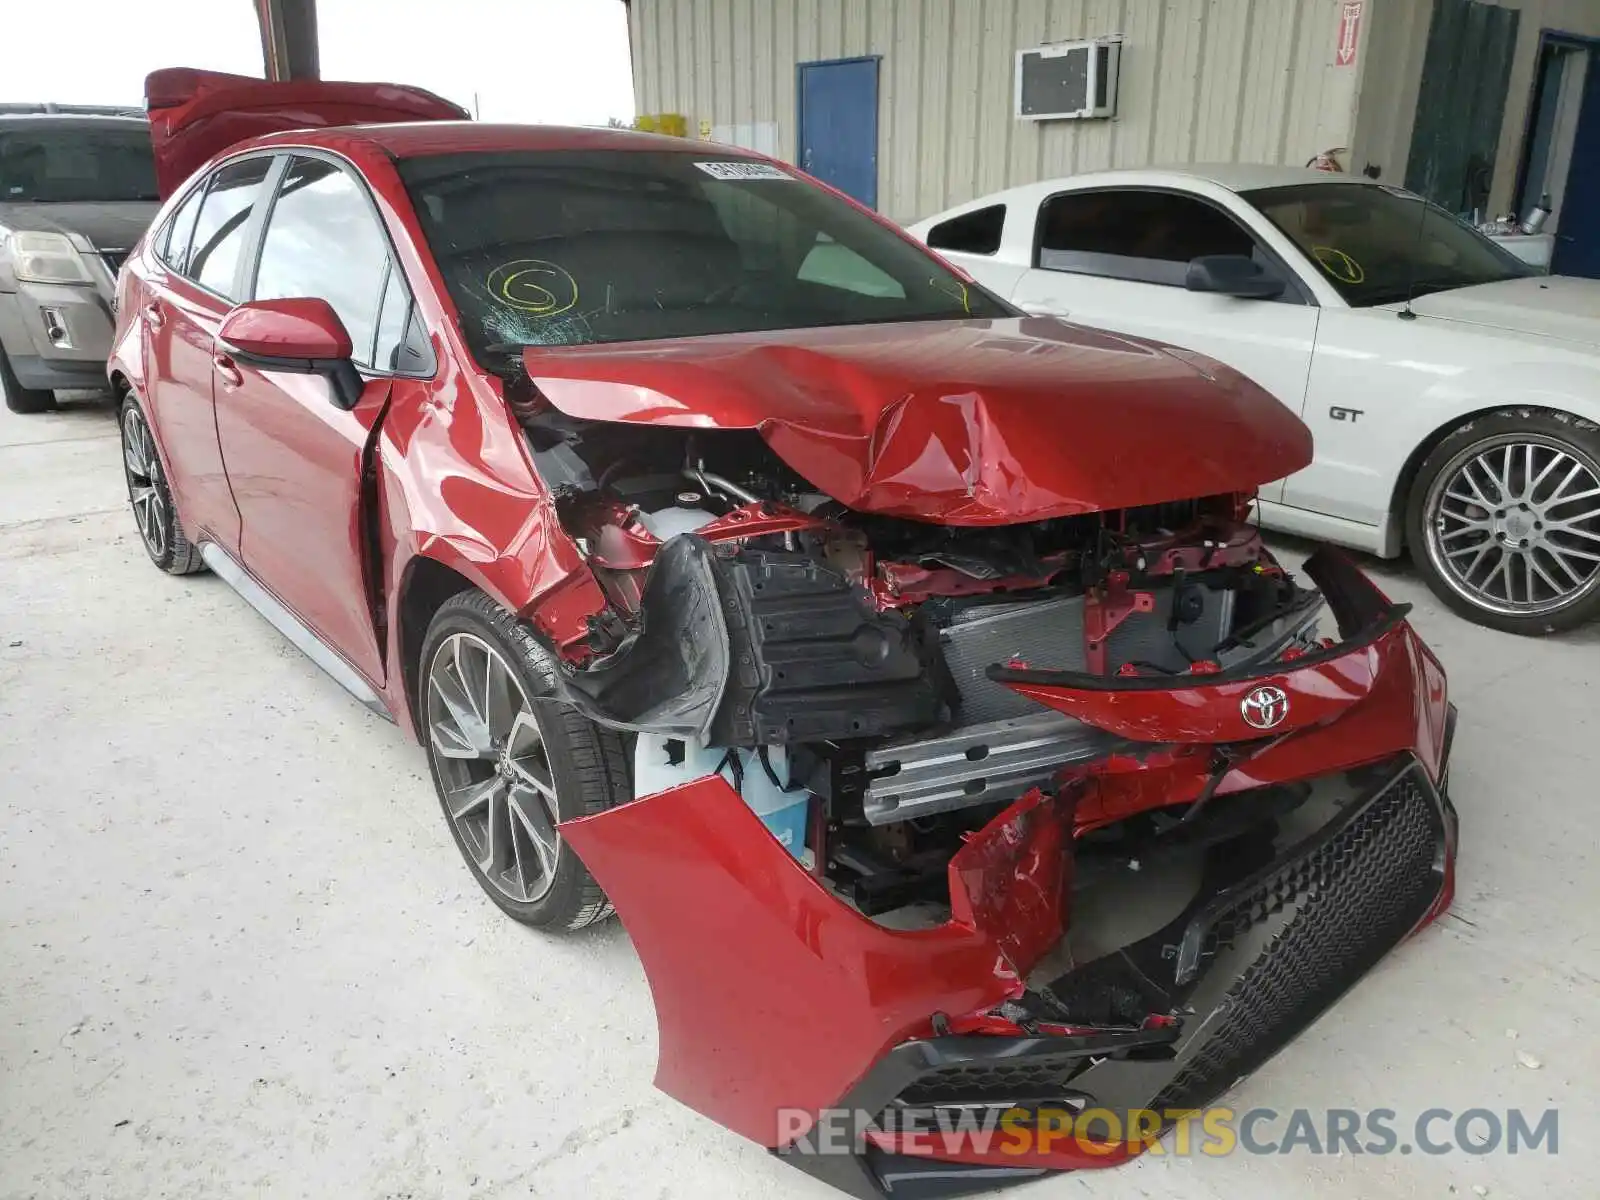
797,57,879,208
1553,53,1600,278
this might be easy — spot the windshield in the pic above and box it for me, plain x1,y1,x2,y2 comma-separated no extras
1244,182,1531,307
0,124,158,203
396,150,1009,365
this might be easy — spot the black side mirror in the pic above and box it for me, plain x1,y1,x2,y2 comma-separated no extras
1185,254,1286,300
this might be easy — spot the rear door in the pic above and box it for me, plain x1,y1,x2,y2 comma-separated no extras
139,153,277,549
213,153,429,686
1009,188,1320,502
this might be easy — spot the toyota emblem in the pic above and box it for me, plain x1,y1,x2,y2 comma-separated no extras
1240,685,1290,730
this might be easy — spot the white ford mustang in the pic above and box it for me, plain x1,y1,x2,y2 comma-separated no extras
907,166,1600,636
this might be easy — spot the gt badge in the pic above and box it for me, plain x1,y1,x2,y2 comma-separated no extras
1240,685,1290,730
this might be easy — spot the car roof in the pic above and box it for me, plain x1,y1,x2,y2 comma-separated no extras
245,121,765,160
1043,163,1381,194
908,163,1386,229
1158,163,1376,191
0,113,148,131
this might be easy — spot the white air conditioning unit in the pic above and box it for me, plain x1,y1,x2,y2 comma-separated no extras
1015,36,1122,121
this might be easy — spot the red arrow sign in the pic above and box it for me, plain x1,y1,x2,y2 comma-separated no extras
1336,0,1364,67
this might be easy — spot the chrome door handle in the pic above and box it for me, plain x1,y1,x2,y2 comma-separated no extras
213,352,243,389
143,302,165,329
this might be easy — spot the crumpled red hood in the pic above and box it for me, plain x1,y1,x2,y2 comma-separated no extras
525,317,1312,524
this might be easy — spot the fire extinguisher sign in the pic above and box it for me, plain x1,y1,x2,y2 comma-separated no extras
1336,0,1364,67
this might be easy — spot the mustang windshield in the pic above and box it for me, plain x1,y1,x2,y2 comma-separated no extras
396,150,1009,363
0,124,158,203
1244,182,1531,307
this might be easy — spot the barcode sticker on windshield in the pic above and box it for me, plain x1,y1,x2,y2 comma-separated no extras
693,161,793,181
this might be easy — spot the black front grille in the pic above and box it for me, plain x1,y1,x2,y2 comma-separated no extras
898,1056,1089,1107
866,762,1448,1126
1151,771,1441,1112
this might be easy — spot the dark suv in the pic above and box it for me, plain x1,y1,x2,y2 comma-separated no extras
0,112,160,412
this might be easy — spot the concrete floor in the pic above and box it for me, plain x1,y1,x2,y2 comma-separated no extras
1,394,1596,1200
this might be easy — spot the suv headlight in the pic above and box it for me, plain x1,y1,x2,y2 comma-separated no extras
9,231,93,285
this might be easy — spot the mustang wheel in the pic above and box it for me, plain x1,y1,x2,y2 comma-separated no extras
419,590,631,930
120,395,205,575
1408,410,1600,635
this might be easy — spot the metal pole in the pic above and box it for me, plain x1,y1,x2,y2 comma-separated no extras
255,0,321,81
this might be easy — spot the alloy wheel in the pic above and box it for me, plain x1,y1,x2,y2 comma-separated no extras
425,632,563,904
1424,434,1600,616
121,405,170,559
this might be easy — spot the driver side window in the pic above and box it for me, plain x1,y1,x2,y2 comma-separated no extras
1036,189,1271,290
251,156,395,369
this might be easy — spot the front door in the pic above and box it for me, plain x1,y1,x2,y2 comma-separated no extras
797,58,879,208
214,154,416,687
1553,50,1600,278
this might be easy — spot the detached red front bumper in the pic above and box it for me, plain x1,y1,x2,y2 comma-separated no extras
558,548,1458,1199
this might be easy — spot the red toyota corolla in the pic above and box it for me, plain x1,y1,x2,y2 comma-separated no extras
110,69,1458,1197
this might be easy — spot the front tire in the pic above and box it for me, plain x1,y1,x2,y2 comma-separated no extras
419,590,632,931
1407,409,1600,635
1,346,57,413
120,394,205,575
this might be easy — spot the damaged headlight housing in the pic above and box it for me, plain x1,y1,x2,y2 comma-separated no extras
8,231,93,285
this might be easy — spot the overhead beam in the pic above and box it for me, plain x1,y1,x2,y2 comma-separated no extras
255,0,320,81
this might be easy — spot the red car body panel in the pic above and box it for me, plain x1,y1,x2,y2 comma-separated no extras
217,368,395,684
211,297,388,677
144,68,469,199
559,578,1451,1158
559,783,1070,1147
527,320,1313,524
368,367,609,717
106,85,1459,1199
1000,637,1395,744
218,296,355,360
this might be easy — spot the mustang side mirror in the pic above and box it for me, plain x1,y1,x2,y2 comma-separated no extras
1185,254,1286,301
218,298,364,410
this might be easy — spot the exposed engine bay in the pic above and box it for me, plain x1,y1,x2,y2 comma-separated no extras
520,404,1327,918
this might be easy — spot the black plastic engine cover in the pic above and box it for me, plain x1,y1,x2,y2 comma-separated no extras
708,548,942,745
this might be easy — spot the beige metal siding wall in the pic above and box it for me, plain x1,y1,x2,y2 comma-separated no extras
630,0,1369,222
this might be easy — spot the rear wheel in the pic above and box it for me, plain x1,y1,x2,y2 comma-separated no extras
419,590,632,931
0,346,56,414
120,394,205,575
1408,410,1600,635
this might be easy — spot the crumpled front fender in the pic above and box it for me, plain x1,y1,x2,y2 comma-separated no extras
557,783,1071,1148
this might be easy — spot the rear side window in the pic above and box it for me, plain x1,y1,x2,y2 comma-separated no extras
158,183,207,275
187,156,273,298
371,261,432,373
252,156,391,367
927,204,1006,255
1036,190,1257,286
